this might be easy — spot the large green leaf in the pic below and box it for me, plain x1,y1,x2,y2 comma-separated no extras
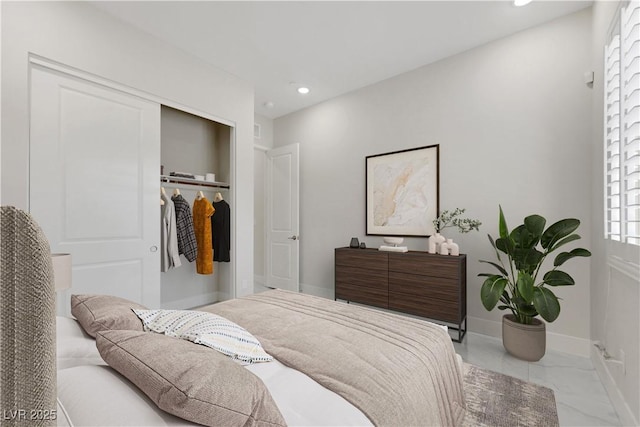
533,287,561,322
517,271,535,304
524,214,546,240
511,248,543,274
543,270,575,286
499,206,509,239
481,276,508,311
523,248,544,267
550,234,582,252
554,248,592,267
495,237,507,253
495,237,514,255
479,260,509,277
541,219,580,249
511,225,536,250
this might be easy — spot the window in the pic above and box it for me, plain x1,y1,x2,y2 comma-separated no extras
605,0,640,246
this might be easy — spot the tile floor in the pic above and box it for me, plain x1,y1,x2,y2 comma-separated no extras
454,332,621,427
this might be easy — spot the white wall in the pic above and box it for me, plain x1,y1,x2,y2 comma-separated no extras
590,2,639,425
254,113,275,149
274,9,594,354
1,1,255,298
161,106,228,182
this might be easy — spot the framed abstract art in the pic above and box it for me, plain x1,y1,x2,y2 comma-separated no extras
366,144,439,237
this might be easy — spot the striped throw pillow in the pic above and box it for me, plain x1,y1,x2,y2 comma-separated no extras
133,309,273,364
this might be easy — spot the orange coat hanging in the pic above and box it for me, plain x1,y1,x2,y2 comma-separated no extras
193,194,215,275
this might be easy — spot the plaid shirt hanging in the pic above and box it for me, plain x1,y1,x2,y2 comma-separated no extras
171,194,198,262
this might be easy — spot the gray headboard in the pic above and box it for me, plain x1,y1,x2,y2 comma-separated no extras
1,206,56,426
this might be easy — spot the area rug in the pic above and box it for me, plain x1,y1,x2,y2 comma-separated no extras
462,363,559,427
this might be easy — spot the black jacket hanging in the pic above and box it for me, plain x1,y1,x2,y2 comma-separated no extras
211,199,231,262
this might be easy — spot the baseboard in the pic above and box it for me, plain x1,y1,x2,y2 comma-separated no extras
300,282,334,300
161,292,218,310
467,315,592,357
467,315,502,338
591,345,638,426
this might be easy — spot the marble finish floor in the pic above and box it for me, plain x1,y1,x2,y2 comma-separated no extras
454,332,621,427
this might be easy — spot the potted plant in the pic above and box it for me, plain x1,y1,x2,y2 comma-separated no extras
479,206,591,361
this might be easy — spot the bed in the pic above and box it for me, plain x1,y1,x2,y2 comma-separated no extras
56,289,466,426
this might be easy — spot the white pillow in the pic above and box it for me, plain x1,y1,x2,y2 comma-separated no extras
56,316,105,370
133,309,273,364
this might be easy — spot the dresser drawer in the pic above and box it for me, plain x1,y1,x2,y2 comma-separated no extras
336,265,387,290
389,252,462,279
389,272,458,302
334,246,466,338
335,248,388,271
389,292,460,323
336,282,388,309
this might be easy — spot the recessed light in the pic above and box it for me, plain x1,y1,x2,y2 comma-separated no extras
514,0,532,6
297,87,310,94
263,101,275,109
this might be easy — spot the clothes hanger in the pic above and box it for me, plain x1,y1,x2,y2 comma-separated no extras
160,198,165,206
214,192,223,202
196,191,205,200
173,188,180,196
161,187,167,196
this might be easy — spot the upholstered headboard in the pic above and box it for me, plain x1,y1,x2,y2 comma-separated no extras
0,206,56,426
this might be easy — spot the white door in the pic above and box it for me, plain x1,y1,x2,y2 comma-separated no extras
29,66,161,311
265,143,299,292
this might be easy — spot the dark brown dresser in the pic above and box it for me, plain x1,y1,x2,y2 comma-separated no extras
335,247,466,342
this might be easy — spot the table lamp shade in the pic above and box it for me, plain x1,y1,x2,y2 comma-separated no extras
52,253,72,291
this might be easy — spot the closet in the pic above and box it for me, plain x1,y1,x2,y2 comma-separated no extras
28,61,235,315
159,106,233,308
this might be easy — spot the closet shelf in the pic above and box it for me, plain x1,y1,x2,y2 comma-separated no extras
160,175,230,189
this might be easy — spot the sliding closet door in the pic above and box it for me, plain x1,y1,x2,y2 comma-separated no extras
29,66,161,310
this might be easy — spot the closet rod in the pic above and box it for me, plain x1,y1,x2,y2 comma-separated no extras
160,175,230,189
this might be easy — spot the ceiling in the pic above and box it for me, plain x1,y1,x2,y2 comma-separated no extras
91,1,592,119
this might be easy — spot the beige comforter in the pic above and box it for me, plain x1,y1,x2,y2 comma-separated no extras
202,289,466,426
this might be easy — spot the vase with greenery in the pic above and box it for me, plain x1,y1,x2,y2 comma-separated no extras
430,208,481,254
479,206,591,360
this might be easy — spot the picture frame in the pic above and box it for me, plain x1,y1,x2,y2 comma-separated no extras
366,144,439,237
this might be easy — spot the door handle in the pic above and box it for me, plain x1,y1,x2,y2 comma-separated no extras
288,235,299,241
150,246,158,252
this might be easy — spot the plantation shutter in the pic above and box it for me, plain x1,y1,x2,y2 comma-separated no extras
621,1,640,245
605,34,621,241
605,0,640,246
